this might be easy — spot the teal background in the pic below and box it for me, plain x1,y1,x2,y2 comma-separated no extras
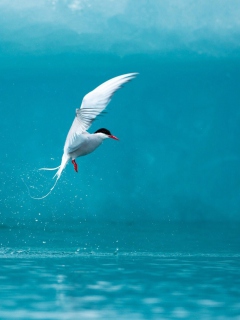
1,0,240,222
0,2,240,319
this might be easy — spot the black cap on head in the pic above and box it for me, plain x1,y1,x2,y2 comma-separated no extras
94,128,112,135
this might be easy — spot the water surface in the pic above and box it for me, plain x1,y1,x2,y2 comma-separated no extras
0,221,239,319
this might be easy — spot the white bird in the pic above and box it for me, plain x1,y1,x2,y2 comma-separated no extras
28,73,138,199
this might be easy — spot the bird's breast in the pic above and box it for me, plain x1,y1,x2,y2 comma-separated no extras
69,135,102,159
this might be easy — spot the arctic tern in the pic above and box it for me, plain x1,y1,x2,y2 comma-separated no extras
27,73,138,199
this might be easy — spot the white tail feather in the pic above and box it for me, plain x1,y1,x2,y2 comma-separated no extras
39,166,60,171
22,177,59,200
23,153,70,200
53,153,70,181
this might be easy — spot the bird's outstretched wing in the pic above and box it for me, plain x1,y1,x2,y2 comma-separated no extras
64,73,138,154
77,73,138,131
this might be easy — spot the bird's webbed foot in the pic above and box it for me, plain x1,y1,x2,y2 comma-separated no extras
71,159,78,173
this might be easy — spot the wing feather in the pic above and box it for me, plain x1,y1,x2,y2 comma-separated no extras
64,73,138,154
76,73,138,131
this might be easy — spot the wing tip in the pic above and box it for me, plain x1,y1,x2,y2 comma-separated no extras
125,72,139,79
120,72,139,84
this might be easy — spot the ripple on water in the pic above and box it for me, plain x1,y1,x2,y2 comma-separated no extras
0,252,239,319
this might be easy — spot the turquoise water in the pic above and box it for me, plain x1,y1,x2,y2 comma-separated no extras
1,255,240,319
0,221,240,319
1,1,240,319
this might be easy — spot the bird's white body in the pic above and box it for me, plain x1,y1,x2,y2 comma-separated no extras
31,73,138,199
68,132,105,158
57,132,107,178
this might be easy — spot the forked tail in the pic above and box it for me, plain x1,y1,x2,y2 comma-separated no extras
23,153,70,200
53,153,70,181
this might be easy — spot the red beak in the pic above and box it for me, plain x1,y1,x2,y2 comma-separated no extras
109,134,119,140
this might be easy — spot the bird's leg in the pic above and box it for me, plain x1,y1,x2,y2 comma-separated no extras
71,159,78,173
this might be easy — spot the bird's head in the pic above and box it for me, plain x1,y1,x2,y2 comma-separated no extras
94,128,119,140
